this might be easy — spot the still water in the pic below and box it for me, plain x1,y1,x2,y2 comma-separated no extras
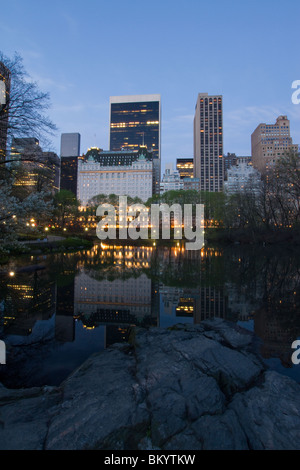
0,242,300,388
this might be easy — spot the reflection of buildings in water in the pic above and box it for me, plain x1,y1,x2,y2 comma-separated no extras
176,297,195,317
254,305,300,368
55,245,158,343
252,267,300,367
55,276,75,343
2,271,56,336
158,247,227,323
194,287,226,323
160,286,184,316
78,244,153,270
74,271,155,328
225,283,263,321
160,285,226,323
105,325,131,348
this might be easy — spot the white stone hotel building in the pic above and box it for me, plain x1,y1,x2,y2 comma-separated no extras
77,148,154,207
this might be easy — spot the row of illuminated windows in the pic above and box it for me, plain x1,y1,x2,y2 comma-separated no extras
110,121,159,126
80,169,152,178
82,179,152,186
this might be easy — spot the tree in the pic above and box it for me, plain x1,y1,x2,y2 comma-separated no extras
0,51,57,161
88,193,143,208
54,190,79,228
0,168,21,249
0,52,58,252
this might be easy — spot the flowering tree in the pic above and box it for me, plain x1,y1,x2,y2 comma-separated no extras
0,51,57,253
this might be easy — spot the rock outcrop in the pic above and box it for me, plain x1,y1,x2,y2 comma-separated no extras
0,318,299,450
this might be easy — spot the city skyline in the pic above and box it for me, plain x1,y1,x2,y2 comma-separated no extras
1,0,300,173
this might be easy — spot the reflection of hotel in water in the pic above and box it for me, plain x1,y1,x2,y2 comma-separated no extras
73,245,158,331
74,272,152,323
7,245,299,354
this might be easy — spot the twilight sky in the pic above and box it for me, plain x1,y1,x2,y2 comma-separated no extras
1,0,300,171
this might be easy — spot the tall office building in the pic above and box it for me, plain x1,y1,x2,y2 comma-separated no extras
193,93,224,192
109,95,161,193
251,115,298,174
10,138,59,194
60,133,81,158
0,61,11,162
60,132,81,196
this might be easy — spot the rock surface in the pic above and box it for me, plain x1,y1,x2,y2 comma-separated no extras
0,318,299,450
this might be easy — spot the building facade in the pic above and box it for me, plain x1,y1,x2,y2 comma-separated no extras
176,158,194,179
60,133,81,196
224,161,261,195
10,138,59,194
160,165,183,193
42,152,60,193
77,147,153,206
109,95,161,194
0,61,11,162
223,153,252,176
183,177,200,192
251,115,298,174
193,93,224,192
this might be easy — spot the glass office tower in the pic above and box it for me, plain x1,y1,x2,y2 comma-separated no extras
109,95,161,193
109,95,160,158
60,133,81,197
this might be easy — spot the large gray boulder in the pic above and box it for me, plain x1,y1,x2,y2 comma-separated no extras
0,319,299,450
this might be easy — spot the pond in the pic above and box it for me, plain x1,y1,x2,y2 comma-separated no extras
0,242,300,388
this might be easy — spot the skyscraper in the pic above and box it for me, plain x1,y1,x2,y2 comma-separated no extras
251,115,298,174
0,61,11,162
60,133,81,158
60,133,81,196
193,93,224,192
109,95,161,193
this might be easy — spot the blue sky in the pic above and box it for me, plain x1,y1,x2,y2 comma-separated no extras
1,0,299,171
